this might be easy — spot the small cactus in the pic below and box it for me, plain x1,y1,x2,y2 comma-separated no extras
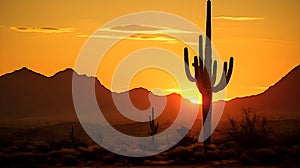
149,107,159,136
149,107,159,144
68,125,78,148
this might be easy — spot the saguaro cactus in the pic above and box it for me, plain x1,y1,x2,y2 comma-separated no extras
184,0,234,150
68,125,79,148
149,107,159,144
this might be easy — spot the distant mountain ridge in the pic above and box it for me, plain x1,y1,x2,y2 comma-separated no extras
0,65,299,128
224,64,300,120
0,67,194,128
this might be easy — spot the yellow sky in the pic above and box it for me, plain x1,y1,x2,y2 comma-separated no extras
0,0,299,102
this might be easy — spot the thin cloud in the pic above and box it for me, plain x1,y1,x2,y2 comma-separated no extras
102,24,198,34
110,24,163,31
213,16,264,21
77,33,180,44
127,33,179,43
10,26,76,33
77,24,200,45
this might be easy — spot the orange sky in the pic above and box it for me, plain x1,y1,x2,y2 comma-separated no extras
0,0,299,102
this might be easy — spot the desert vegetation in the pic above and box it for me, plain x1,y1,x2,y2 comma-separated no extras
0,110,299,167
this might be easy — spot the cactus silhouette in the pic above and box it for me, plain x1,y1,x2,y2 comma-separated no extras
149,107,159,144
184,0,234,151
68,125,79,148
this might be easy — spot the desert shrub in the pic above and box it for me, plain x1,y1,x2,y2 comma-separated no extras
103,153,115,165
48,150,61,160
0,138,14,150
203,150,222,161
47,139,69,149
167,146,194,162
48,148,78,161
220,148,238,160
0,152,12,167
193,151,205,162
239,151,255,165
175,127,197,147
11,152,46,167
59,148,79,156
274,126,300,147
218,141,239,151
189,142,204,153
35,141,51,153
273,145,300,164
77,145,104,162
220,109,269,149
1,145,18,154
15,142,35,152
62,154,79,166
251,148,280,165
127,156,145,165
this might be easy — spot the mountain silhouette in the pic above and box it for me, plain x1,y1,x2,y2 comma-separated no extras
223,64,300,120
0,65,299,128
0,67,195,129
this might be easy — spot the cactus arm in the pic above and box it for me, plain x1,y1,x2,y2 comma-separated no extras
211,60,217,85
184,47,196,82
212,57,234,92
212,62,228,92
226,57,234,83
192,56,199,68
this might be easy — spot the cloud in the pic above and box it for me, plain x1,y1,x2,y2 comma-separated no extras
77,24,200,44
101,24,198,34
10,26,76,33
77,33,180,44
127,33,179,43
213,16,264,21
110,24,163,31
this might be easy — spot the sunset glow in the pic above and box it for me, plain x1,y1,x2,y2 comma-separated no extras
0,0,299,101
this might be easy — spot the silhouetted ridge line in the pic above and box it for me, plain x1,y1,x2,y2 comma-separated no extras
228,64,300,102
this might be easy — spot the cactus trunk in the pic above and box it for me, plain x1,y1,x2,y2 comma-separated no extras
202,92,212,149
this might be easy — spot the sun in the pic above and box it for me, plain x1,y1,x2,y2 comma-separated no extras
190,99,201,104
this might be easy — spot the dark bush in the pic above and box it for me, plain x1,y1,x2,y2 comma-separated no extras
240,152,255,165
220,148,238,160
62,154,79,166
78,145,104,162
252,148,280,165
168,146,194,162
35,141,51,153
220,109,269,149
103,154,115,165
